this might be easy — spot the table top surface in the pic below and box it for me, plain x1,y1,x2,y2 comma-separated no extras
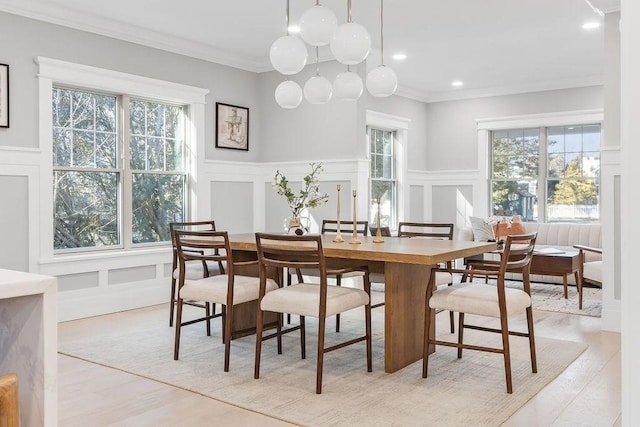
228,233,497,265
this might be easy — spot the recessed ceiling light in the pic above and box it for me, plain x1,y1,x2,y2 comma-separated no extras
392,53,407,61
451,81,464,87
288,25,301,34
582,21,601,30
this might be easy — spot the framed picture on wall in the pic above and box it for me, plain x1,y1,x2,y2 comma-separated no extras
0,64,8,128
215,102,249,151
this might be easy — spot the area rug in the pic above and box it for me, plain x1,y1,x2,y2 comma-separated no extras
59,305,587,427
470,279,601,317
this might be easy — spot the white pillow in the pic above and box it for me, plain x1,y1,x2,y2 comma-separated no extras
469,216,495,242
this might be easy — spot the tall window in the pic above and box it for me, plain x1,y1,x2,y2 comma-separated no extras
368,127,397,228
490,124,600,223
52,87,187,251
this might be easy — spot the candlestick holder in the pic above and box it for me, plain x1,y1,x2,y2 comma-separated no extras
349,190,361,244
373,198,384,243
333,184,344,243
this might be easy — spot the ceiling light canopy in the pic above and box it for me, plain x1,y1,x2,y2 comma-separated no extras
271,0,396,108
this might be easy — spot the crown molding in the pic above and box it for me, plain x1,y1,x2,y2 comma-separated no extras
397,76,604,104
0,4,607,103
0,4,267,72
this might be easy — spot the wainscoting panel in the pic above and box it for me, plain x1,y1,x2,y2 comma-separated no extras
409,185,425,222
211,181,254,233
431,184,474,231
0,175,29,271
108,265,156,285
57,271,99,292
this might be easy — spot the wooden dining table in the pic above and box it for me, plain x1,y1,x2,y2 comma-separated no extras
227,233,496,373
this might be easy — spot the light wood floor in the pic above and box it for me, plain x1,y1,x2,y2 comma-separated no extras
58,303,621,426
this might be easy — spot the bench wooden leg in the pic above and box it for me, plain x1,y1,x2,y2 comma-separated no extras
563,274,568,299
575,271,583,310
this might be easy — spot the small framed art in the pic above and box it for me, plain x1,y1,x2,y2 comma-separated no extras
215,102,249,151
0,64,9,128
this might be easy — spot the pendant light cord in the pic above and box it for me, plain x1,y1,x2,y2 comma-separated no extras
285,0,290,35
380,0,385,66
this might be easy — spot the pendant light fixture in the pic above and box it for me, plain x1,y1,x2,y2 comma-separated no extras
270,0,308,75
330,0,371,65
275,80,303,108
299,0,338,46
333,65,363,101
304,47,333,104
366,0,398,97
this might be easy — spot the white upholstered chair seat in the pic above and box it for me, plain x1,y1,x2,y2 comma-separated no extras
429,283,532,318
434,271,453,286
261,283,370,318
583,260,602,283
172,260,224,280
181,275,278,305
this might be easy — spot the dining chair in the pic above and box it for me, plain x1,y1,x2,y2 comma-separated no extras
398,222,456,332
422,232,538,393
169,220,225,331
292,219,369,332
254,233,372,394
0,373,19,427
173,229,278,372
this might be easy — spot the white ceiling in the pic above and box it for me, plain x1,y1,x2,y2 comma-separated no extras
0,0,620,102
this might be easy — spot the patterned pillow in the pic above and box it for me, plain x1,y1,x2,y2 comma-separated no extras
469,216,495,242
495,215,526,240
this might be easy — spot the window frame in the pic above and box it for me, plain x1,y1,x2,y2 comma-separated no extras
368,126,398,229
477,110,604,223
366,110,410,234
37,57,209,259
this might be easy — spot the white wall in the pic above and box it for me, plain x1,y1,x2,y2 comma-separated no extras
0,12,261,161
601,12,622,332
620,0,640,423
366,93,429,171
257,61,364,162
424,86,603,171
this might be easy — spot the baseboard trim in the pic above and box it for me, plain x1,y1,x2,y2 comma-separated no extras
601,306,621,332
58,279,168,322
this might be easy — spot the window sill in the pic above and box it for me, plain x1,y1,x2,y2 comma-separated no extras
39,246,172,276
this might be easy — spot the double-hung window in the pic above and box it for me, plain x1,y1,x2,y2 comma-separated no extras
368,127,397,228
52,87,187,251
490,124,600,222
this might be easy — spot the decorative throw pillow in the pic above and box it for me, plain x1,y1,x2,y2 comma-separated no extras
469,216,496,242
495,215,526,240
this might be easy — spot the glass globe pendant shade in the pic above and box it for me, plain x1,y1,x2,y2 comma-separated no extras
330,22,371,65
304,75,333,104
299,4,338,46
275,80,303,108
333,70,363,100
366,65,398,97
270,35,308,75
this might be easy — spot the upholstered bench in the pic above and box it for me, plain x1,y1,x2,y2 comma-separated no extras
458,222,602,286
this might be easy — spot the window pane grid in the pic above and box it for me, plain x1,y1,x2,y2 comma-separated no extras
490,124,600,223
53,87,188,252
369,127,397,228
